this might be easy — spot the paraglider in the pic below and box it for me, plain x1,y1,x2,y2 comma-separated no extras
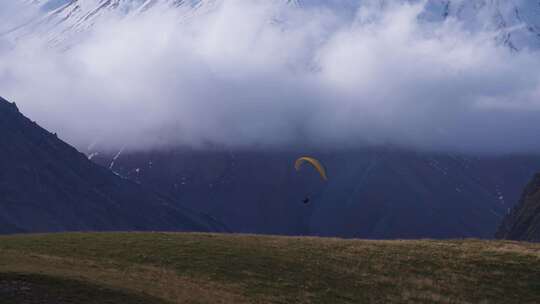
295,156,327,204
294,156,328,181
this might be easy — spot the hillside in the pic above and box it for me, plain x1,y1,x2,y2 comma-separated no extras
0,232,539,303
0,96,224,233
497,173,540,242
92,148,540,239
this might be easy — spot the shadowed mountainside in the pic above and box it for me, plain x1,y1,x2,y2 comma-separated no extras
92,148,540,239
0,96,224,233
497,173,540,242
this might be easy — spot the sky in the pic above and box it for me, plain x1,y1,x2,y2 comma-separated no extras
0,0,539,154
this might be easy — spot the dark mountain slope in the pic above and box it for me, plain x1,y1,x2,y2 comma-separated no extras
92,148,540,239
496,173,540,241
0,96,224,233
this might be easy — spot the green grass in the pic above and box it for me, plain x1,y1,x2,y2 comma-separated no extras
0,232,539,303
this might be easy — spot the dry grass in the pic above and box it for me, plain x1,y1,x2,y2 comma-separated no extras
0,251,249,304
0,233,539,303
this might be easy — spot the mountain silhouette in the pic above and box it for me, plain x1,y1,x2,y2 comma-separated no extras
0,96,225,233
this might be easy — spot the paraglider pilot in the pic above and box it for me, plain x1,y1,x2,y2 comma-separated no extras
295,156,327,205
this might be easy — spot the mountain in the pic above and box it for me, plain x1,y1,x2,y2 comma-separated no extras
4,0,540,239
422,0,540,50
496,173,540,241
10,0,298,47
90,147,540,239
0,96,225,233
11,0,540,50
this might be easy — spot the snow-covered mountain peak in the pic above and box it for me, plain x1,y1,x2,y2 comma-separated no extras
8,0,540,50
12,0,300,47
439,0,540,50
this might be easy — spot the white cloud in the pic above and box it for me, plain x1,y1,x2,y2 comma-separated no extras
0,0,539,153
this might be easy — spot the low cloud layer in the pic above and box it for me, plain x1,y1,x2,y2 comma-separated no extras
1,0,539,154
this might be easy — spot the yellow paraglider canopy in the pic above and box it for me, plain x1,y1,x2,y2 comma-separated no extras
295,157,328,181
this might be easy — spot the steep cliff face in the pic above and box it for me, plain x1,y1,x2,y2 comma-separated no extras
497,173,540,242
0,96,224,233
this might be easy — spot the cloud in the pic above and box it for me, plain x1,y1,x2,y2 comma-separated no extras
0,0,539,154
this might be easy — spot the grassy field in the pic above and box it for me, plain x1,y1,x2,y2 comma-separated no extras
0,233,539,303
